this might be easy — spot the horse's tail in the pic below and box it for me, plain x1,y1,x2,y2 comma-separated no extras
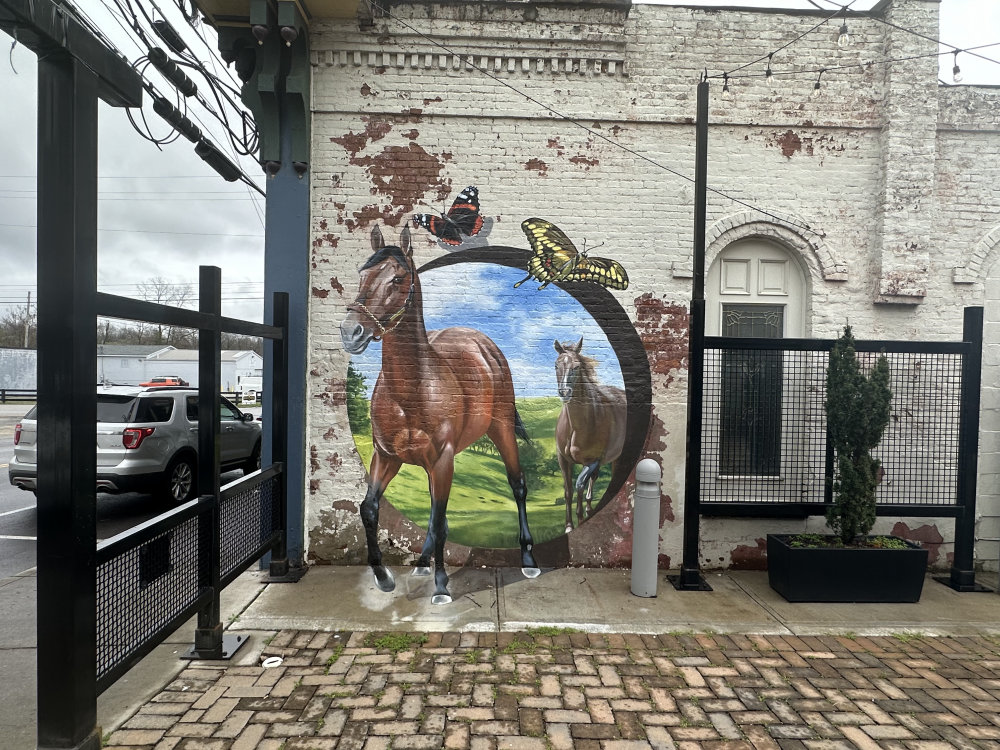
514,408,531,443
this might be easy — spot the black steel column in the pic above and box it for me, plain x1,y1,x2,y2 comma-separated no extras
671,78,712,591
944,306,987,592
269,292,290,577
193,266,224,655
35,54,100,750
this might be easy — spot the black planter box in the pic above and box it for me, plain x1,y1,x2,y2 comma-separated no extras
766,534,929,603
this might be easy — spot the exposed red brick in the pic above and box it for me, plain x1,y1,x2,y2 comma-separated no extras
569,155,599,168
312,287,330,299
891,522,945,566
330,117,393,155
330,277,345,294
730,538,768,570
360,83,376,97
524,158,548,175
633,295,688,385
776,129,802,158
351,143,451,218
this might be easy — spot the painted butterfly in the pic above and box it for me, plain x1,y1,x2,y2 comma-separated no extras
411,186,484,246
514,218,629,290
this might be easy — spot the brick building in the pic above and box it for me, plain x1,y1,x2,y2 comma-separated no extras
292,0,1000,574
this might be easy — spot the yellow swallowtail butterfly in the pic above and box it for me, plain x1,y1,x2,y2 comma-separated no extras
514,218,629,290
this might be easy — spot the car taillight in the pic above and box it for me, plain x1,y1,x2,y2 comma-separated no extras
13,423,21,445
122,427,155,449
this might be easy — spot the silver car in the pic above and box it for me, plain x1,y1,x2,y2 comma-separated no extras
8,386,262,504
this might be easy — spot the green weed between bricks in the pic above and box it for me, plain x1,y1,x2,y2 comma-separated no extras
363,632,428,653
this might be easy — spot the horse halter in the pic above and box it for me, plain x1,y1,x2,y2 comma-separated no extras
348,265,415,341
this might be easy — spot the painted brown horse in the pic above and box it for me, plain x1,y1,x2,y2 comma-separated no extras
554,338,627,532
340,226,540,604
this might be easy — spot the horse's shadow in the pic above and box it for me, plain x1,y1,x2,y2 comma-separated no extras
397,535,571,604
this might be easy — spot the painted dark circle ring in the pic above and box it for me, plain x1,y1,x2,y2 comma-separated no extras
419,246,653,522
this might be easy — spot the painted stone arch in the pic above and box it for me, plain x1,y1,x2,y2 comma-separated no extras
705,212,847,286
953,225,1000,286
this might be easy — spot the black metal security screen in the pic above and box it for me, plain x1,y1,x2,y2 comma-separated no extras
720,304,784,476
701,336,970,517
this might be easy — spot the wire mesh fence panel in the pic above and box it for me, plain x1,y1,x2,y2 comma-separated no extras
701,343,964,511
220,473,279,581
702,347,828,504
96,513,204,683
872,351,962,506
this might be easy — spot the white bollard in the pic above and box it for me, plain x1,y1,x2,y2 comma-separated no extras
631,459,661,598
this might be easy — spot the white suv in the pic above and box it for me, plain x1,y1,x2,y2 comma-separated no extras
8,386,262,504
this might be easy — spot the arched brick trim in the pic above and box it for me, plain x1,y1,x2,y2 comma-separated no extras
703,212,847,283
953,225,1000,284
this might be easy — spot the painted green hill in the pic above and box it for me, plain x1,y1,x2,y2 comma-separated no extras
350,396,612,548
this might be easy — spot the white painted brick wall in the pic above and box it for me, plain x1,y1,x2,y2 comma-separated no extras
305,0,1000,572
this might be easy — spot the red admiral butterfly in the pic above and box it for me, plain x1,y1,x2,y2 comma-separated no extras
412,186,484,246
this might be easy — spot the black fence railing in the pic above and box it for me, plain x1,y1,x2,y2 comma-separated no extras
689,306,984,592
0,388,36,403
95,464,284,692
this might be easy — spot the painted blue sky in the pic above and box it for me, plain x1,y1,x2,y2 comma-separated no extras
349,263,625,400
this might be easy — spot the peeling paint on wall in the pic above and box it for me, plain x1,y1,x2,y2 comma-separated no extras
524,158,548,175
891,521,945,566
634,295,688,385
730,538,768,570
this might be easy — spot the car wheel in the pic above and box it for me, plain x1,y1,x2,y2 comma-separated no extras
243,441,261,475
161,455,196,504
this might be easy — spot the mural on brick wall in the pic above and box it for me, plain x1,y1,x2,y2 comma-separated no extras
340,202,650,604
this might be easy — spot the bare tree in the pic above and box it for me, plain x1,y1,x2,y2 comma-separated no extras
136,277,194,344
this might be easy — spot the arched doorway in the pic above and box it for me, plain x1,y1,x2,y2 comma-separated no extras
704,238,808,484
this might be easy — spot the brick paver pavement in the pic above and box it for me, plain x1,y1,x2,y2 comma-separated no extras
104,630,1000,749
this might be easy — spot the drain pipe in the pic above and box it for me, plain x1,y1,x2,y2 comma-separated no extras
631,459,661,597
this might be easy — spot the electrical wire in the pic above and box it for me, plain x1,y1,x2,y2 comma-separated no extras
364,0,824,238
721,0,860,79
0,222,263,238
815,0,1000,70
719,41,1000,82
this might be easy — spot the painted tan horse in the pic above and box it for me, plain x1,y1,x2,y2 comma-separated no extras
340,226,540,604
554,338,627,532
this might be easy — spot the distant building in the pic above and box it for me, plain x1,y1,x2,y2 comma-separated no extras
0,345,262,391
98,345,174,386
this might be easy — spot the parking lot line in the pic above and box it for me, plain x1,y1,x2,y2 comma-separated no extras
0,535,36,541
0,505,34,518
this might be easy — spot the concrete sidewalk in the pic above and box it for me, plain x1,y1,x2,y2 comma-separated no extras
94,566,1000,750
10,565,1000,748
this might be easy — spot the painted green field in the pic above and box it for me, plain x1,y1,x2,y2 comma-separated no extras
351,396,612,548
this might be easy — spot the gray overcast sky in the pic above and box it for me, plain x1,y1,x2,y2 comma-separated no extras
0,0,997,326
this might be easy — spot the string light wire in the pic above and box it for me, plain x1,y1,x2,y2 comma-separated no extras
363,0,824,238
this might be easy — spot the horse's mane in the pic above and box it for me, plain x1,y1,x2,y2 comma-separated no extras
578,354,599,380
361,245,410,272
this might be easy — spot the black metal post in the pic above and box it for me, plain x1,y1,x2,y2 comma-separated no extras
941,306,988,592
671,78,712,592
35,54,100,750
192,266,225,657
269,292,291,577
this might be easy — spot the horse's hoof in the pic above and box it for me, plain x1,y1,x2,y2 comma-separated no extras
411,566,432,577
431,593,453,605
521,567,541,579
372,566,396,592
564,524,573,534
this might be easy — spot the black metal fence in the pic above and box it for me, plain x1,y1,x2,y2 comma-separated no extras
691,307,984,591
700,343,966,516
0,389,36,403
